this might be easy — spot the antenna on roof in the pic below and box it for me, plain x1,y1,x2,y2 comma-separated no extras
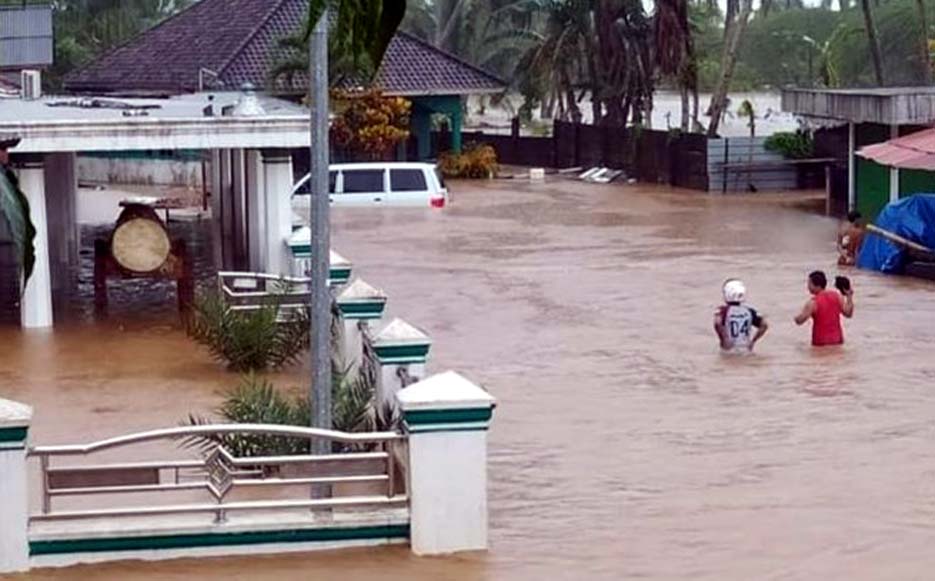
198,68,221,92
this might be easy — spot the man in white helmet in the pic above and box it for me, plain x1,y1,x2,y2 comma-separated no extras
714,278,769,352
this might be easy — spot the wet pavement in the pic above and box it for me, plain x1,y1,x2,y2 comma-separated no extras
4,179,935,580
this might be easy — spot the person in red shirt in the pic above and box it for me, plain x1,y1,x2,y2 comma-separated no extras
793,270,855,346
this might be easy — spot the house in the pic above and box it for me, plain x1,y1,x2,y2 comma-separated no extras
783,87,935,219
63,0,505,160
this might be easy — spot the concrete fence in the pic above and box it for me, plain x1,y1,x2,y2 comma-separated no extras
0,369,495,572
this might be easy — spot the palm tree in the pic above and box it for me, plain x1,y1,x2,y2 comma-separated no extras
403,0,545,83
859,0,885,85
706,0,753,136
917,0,932,84
654,0,697,131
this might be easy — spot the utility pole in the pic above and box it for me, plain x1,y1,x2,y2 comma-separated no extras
309,9,331,454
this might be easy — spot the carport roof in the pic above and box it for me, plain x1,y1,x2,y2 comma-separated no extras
782,87,935,125
0,91,310,153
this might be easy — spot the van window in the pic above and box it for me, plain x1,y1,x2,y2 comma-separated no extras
390,169,428,192
342,170,384,193
294,171,336,194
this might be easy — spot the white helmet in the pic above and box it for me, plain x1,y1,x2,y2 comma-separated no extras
723,279,746,303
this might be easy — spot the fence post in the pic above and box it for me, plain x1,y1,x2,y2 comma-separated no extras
335,278,387,371
0,397,33,574
397,371,496,555
371,318,432,411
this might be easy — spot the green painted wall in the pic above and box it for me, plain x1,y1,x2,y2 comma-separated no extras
856,158,890,219
855,123,892,220
899,169,935,197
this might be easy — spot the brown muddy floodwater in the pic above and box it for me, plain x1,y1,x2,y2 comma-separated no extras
4,179,935,580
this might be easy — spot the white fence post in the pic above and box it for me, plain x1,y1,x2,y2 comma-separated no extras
0,398,33,573
372,318,431,411
397,372,496,556
335,278,387,371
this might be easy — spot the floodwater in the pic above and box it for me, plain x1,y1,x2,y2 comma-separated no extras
4,179,935,580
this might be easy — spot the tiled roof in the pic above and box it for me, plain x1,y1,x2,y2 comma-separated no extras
64,0,504,97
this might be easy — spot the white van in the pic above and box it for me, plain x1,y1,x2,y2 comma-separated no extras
292,162,448,209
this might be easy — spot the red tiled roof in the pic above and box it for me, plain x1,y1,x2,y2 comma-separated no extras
64,0,504,97
858,128,935,171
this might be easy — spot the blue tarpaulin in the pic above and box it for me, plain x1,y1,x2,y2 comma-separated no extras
857,194,935,273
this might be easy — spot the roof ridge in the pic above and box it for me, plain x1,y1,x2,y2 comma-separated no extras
65,1,207,88
216,0,292,84
390,30,506,88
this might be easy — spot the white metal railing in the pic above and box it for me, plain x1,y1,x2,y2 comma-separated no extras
28,424,408,524
216,271,311,318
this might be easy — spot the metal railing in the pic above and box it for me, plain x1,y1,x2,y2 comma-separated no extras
217,271,311,318
29,424,407,524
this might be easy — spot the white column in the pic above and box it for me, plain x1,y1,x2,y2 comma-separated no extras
848,122,856,212
17,156,53,328
0,397,33,574
397,372,496,556
246,150,266,271
889,124,900,202
372,318,431,410
262,149,294,275
335,278,387,371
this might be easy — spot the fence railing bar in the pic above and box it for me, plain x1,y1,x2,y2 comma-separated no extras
231,474,388,487
29,424,402,455
43,459,206,473
49,482,208,496
29,495,409,522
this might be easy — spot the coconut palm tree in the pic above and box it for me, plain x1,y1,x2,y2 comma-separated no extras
859,0,885,85
706,0,753,136
654,0,697,131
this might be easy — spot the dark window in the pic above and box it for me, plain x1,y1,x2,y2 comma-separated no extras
342,170,384,193
435,168,446,188
390,169,428,192
295,171,336,194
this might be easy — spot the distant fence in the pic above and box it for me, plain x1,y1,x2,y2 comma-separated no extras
706,136,796,193
432,121,710,190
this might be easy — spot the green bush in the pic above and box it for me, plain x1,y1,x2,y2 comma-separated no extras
764,130,815,160
187,290,310,372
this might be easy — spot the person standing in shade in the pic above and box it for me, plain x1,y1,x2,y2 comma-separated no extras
794,271,854,346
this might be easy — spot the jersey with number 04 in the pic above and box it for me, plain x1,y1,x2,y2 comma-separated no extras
718,304,762,350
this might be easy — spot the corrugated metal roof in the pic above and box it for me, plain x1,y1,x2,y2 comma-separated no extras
857,128,935,171
0,5,52,68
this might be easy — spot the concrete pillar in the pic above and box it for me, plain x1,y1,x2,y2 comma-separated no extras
245,149,266,271
450,104,463,154
261,149,294,275
209,149,223,270
231,149,248,270
286,227,353,285
335,278,387,370
397,371,496,556
847,122,856,212
889,124,900,203
44,153,78,312
0,397,33,573
372,317,431,410
16,155,53,328
412,106,432,160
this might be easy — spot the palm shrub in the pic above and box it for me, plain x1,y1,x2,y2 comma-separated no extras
187,290,310,372
182,342,397,456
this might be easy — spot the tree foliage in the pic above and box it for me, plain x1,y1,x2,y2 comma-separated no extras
48,0,195,88
330,89,412,160
0,165,36,287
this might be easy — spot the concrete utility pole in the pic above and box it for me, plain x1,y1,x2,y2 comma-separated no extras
309,9,331,453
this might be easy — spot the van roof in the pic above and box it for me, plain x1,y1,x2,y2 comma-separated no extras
329,162,437,170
